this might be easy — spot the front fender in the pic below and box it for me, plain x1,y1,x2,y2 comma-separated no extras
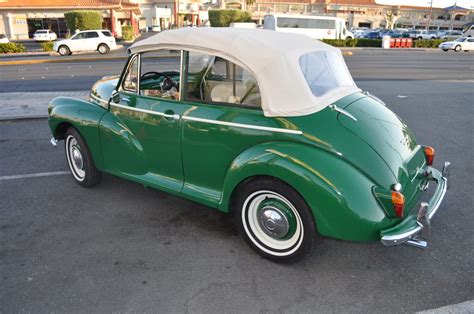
220,142,395,241
48,97,107,170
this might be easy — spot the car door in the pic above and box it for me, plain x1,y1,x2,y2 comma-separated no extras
83,31,99,51
69,32,86,51
100,51,190,194
179,51,298,207
467,38,474,50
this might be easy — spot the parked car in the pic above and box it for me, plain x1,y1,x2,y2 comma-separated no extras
439,37,474,52
364,31,381,39
33,29,57,42
48,28,449,262
463,24,474,37
353,29,369,38
440,30,463,40
53,30,117,56
409,30,437,40
0,34,9,43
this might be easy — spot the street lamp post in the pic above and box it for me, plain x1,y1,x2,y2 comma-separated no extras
426,0,433,30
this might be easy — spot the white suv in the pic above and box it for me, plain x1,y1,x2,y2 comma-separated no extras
409,30,437,40
53,30,117,56
33,29,57,42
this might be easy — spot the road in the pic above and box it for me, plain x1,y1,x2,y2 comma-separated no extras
0,50,473,313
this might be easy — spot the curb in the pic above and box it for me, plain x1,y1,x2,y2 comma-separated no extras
0,56,127,66
0,114,48,122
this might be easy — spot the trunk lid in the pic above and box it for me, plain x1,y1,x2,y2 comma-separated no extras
338,96,426,197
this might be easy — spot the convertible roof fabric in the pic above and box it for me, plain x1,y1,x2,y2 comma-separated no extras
130,28,360,117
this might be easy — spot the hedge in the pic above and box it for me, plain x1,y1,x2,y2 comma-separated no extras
322,38,445,48
0,43,27,53
121,26,134,41
64,10,103,31
208,10,252,27
41,41,54,52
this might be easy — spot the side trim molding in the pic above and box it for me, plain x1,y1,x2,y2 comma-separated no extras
182,116,303,135
110,102,177,118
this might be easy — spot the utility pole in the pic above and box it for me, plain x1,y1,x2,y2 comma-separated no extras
450,0,457,30
426,0,433,30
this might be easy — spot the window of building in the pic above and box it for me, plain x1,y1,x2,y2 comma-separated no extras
139,50,181,100
277,17,336,29
183,51,261,108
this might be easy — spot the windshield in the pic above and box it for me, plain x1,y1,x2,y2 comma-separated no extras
299,51,355,97
455,37,467,42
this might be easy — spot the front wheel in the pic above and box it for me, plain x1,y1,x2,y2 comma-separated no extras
97,43,110,54
442,49,449,52
65,127,102,187
235,178,317,263
454,45,461,52
58,45,70,56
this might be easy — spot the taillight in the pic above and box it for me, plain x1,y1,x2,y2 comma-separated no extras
424,146,435,166
391,191,405,218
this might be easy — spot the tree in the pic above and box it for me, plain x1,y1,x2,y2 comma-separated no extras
208,10,252,27
64,11,103,32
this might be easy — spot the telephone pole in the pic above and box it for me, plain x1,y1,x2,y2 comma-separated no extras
426,0,433,30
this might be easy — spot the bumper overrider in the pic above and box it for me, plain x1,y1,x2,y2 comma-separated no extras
380,162,450,249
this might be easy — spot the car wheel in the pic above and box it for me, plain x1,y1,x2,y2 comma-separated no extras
464,50,470,52
58,45,70,56
442,49,449,52
454,45,461,52
235,177,317,263
65,127,102,188
417,37,423,40
97,43,110,54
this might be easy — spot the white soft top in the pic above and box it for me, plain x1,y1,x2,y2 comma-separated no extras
130,28,360,117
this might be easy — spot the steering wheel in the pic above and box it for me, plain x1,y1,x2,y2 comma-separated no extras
141,71,178,92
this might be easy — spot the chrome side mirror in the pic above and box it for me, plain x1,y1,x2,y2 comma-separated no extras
111,90,121,104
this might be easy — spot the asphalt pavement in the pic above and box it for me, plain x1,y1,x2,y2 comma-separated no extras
0,50,473,313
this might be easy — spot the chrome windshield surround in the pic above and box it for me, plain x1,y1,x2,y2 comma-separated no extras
182,116,303,135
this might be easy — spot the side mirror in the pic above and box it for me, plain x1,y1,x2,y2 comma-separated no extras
111,90,121,104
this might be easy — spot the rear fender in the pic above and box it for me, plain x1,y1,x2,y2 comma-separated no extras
220,142,395,241
48,97,107,170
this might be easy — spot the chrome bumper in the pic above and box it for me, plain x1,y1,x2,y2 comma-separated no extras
380,162,450,249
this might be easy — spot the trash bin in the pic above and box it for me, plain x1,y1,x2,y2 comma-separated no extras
382,35,391,49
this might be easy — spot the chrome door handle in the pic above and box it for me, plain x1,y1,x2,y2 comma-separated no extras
163,113,180,120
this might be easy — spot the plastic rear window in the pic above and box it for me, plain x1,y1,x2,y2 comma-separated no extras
299,51,354,96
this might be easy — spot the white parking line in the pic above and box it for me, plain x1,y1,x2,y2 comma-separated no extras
0,171,69,181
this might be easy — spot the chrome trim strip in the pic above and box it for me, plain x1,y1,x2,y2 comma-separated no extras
182,116,303,135
178,50,183,102
329,104,357,121
90,94,109,105
110,102,180,119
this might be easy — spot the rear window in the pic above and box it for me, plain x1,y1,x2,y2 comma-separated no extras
85,31,99,38
299,51,354,96
277,18,335,29
36,30,47,34
101,31,112,37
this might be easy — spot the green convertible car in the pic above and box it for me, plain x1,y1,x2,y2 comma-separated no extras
48,28,449,262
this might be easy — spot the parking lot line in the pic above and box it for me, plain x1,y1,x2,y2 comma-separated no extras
0,171,69,181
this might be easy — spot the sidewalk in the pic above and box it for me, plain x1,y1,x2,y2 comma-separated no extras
0,91,89,120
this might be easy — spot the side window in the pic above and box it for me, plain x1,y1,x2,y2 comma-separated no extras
139,50,181,100
72,33,85,40
102,31,112,37
122,56,139,93
85,32,99,38
183,51,261,108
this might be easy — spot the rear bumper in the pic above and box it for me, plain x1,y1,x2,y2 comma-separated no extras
380,163,449,247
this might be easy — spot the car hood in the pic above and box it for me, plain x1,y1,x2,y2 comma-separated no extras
291,93,425,190
90,75,120,107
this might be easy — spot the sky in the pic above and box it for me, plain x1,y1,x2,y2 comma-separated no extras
375,0,474,9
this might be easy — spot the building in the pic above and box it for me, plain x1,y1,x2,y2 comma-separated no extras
224,0,473,30
0,0,141,40
135,0,202,29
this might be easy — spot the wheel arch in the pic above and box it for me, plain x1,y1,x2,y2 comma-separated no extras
218,141,394,241
49,97,108,170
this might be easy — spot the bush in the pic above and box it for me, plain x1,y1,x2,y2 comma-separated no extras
121,26,134,41
413,39,445,48
0,42,27,53
64,10,103,31
322,38,380,48
208,9,252,27
41,41,54,52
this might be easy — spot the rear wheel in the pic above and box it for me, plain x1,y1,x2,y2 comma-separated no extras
97,43,110,54
65,127,102,187
235,177,317,263
58,45,70,56
442,49,449,52
454,45,461,52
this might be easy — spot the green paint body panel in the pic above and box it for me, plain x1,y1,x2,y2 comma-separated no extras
48,68,436,243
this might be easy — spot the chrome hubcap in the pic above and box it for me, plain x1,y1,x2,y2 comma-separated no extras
258,206,289,239
72,146,83,170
